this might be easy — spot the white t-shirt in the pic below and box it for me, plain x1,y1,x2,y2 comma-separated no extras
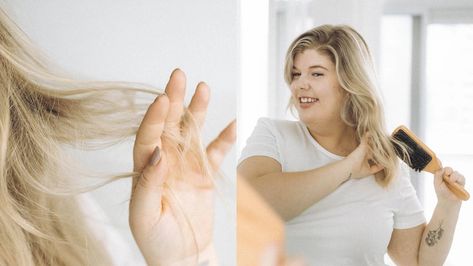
238,118,426,266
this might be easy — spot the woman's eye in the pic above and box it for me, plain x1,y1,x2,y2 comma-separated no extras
291,73,301,78
312,72,323,77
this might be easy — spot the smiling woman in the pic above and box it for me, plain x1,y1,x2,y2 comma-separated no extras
288,49,346,132
237,24,466,265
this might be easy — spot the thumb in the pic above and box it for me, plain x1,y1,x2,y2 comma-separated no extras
206,120,236,171
369,163,385,175
434,168,443,189
434,167,453,188
130,146,168,222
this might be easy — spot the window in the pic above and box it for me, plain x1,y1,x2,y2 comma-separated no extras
424,23,473,265
379,15,413,132
381,12,473,265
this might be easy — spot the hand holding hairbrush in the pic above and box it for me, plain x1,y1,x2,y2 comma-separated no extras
391,125,469,201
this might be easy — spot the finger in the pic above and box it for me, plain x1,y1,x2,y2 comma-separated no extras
206,120,236,171
134,95,170,171
369,164,384,175
140,147,167,189
434,168,445,188
164,69,186,135
450,171,465,186
132,145,166,195
438,167,454,186
188,82,210,130
444,167,454,177
135,95,170,146
130,147,168,223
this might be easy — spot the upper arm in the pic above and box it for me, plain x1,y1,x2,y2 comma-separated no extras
388,223,426,266
237,156,282,181
238,118,282,181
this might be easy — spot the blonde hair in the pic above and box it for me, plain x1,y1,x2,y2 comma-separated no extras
0,7,209,265
284,24,401,187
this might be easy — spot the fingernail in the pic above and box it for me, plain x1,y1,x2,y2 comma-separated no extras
149,146,161,166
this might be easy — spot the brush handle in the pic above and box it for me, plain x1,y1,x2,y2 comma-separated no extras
443,173,470,201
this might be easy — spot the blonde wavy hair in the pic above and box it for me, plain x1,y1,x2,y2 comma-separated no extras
0,8,209,265
284,24,403,187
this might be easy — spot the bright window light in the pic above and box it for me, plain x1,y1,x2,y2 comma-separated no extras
379,15,413,132
425,23,473,266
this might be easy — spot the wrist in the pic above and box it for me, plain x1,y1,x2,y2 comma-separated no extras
436,199,462,213
341,157,355,180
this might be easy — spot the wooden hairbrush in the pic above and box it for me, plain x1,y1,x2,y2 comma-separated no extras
391,125,469,201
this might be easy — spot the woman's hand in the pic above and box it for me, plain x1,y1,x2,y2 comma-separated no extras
345,135,384,179
435,167,466,204
129,69,236,265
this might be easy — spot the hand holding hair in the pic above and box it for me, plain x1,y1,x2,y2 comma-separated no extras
129,69,236,266
345,134,384,180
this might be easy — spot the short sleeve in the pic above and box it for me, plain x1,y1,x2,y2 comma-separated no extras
393,165,426,229
238,118,282,165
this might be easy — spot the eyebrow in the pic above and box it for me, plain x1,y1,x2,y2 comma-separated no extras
292,65,328,71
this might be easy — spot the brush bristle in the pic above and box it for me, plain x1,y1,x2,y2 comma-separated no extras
392,129,432,172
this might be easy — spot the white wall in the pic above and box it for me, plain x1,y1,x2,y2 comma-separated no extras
3,0,237,265
238,0,269,153
307,0,383,63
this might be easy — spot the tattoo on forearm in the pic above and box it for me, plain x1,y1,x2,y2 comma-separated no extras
425,222,444,247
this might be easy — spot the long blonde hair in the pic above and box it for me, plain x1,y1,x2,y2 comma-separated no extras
0,7,209,265
284,24,400,187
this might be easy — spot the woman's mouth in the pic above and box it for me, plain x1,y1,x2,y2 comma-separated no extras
298,97,319,106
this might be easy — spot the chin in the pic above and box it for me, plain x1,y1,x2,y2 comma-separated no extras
297,110,336,126
296,111,318,124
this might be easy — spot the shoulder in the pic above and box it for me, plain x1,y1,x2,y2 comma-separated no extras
239,118,302,166
255,117,303,137
388,161,417,197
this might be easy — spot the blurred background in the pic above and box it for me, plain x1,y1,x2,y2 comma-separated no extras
3,0,238,265
239,0,473,264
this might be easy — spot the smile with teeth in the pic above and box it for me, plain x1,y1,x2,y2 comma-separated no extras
299,97,319,103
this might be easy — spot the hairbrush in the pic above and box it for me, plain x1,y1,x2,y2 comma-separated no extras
391,125,469,201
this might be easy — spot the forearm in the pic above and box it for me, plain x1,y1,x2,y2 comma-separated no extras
247,158,353,221
418,201,461,266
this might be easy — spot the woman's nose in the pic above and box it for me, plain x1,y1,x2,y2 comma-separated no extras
295,77,310,91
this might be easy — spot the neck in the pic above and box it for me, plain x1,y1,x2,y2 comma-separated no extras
305,119,357,157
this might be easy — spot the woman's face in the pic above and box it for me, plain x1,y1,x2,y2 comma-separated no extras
290,48,345,125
